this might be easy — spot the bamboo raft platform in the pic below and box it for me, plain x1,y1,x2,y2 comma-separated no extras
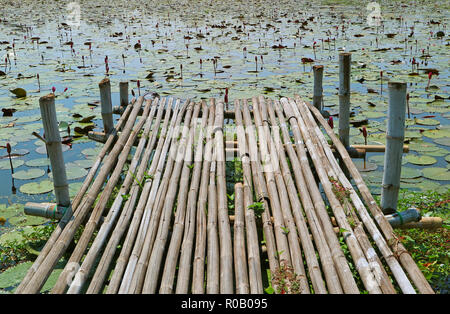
15,85,436,294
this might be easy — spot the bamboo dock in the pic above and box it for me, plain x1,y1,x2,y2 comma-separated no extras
15,88,435,294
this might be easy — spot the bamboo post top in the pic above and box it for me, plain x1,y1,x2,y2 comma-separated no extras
381,81,408,214
99,77,110,87
39,94,70,207
99,78,114,134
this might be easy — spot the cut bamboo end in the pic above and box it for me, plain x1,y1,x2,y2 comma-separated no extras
119,81,129,107
395,217,443,230
39,94,70,208
24,202,68,220
99,78,114,134
381,81,407,214
313,65,324,112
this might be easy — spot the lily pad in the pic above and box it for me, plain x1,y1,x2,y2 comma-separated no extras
0,262,33,289
434,137,450,147
415,118,440,126
19,180,53,195
48,163,88,180
12,168,46,180
353,160,378,172
0,204,24,220
36,143,70,154
400,167,422,179
25,158,50,167
422,168,450,181
404,154,437,166
73,158,95,169
0,159,24,170
8,214,48,227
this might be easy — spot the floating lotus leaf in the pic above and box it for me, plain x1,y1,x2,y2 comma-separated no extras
434,137,450,147
68,182,83,198
405,154,437,166
0,226,34,246
400,167,422,179
0,159,24,170
415,118,440,126
416,179,444,192
422,167,450,181
74,158,95,169
8,214,48,227
423,129,450,139
364,111,386,119
48,163,88,180
0,204,24,220
19,180,53,195
25,158,50,167
427,148,450,157
353,161,377,172
408,141,439,152
446,155,450,163
81,146,102,156
36,143,70,154
12,168,45,180
0,262,33,289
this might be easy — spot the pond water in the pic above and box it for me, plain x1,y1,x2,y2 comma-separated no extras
0,0,448,238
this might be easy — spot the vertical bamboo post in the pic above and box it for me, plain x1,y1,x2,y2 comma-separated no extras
338,52,351,148
313,65,324,112
120,81,129,107
39,94,70,207
381,82,407,215
99,78,114,134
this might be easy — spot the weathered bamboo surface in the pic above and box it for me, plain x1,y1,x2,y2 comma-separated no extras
17,95,434,294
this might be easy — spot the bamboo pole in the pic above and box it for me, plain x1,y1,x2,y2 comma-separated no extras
120,81,129,107
381,82,407,215
206,144,219,294
39,94,70,208
251,97,292,269
280,97,360,294
104,98,181,294
287,97,383,294
266,99,327,294
233,183,250,294
234,99,263,294
52,98,153,293
119,100,186,293
214,100,234,294
313,65,324,112
175,101,209,294
295,97,399,294
240,100,280,292
192,101,215,294
15,98,136,294
18,96,144,294
304,97,434,294
125,101,194,294
99,78,114,134
86,98,167,294
143,102,200,294
66,98,160,294
255,96,309,293
273,100,343,294
338,52,351,148
115,98,183,294
158,102,207,293
351,144,409,153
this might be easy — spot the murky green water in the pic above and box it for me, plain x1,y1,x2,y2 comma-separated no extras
0,0,448,239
